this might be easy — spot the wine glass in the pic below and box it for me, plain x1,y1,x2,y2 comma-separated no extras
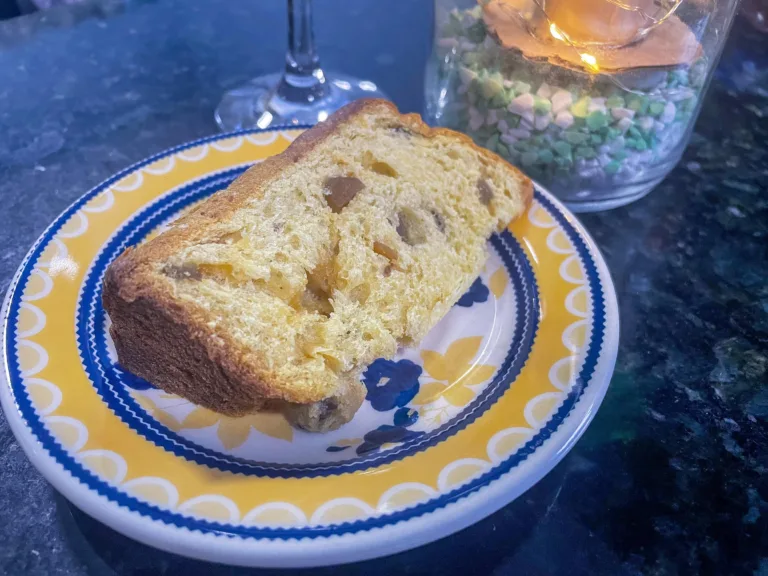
215,0,388,131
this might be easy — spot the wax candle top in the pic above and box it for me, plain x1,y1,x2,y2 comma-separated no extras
482,0,703,72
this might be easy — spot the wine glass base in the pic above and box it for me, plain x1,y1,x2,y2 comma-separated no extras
215,72,388,131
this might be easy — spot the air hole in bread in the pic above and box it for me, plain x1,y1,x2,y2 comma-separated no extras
216,230,243,245
390,125,413,137
431,210,446,233
162,263,201,281
298,285,333,316
350,283,370,304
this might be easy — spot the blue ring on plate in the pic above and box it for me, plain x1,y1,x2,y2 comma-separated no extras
77,166,539,478
4,126,606,539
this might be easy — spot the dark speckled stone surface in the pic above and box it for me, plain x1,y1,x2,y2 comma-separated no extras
0,2,766,575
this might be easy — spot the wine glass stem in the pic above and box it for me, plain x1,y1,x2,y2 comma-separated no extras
277,0,329,103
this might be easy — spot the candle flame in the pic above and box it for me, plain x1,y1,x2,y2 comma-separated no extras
580,52,600,72
549,22,566,41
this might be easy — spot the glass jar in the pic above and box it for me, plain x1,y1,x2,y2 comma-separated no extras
425,0,740,211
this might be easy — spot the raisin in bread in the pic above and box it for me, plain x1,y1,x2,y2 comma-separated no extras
103,99,532,432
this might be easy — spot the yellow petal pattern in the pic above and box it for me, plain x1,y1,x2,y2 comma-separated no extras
248,412,293,443
489,267,508,299
172,407,294,449
456,364,496,387
217,418,253,450
132,393,182,431
443,385,477,407
422,336,483,384
411,381,448,406
180,407,220,430
416,336,495,408
154,411,182,432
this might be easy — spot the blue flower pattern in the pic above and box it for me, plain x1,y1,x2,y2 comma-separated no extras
327,361,426,455
456,277,489,308
356,408,424,455
363,358,422,412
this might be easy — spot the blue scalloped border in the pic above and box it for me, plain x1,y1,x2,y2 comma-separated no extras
2,127,605,540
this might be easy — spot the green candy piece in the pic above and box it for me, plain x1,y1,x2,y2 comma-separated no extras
679,97,696,113
570,97,591,118
553,140,573,159
521,151,539,166
465,22,486,44
634,139,648,151
590,134,603,145
533,97,552,115
611,150,628,161
458,67,477,86
475,126,493,140
606,96,625,109
514,81,531,94
554,155,573,168
627,96,649,115
531,135,547,146
564,131,589,145
649,101,665,117
506,114,521,128
514,141,530,152
586,111,609,131
462,52,482,67
604,161,621,175
496,143,510,158
606,127,622,140
485,134,499,152
482,77,505,100
493,87,513,108
538,149,554,164
575,146,597,159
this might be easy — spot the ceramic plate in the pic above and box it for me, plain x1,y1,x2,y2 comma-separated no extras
1,127,618,568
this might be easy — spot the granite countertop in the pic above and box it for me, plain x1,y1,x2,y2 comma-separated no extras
0,2,766,575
